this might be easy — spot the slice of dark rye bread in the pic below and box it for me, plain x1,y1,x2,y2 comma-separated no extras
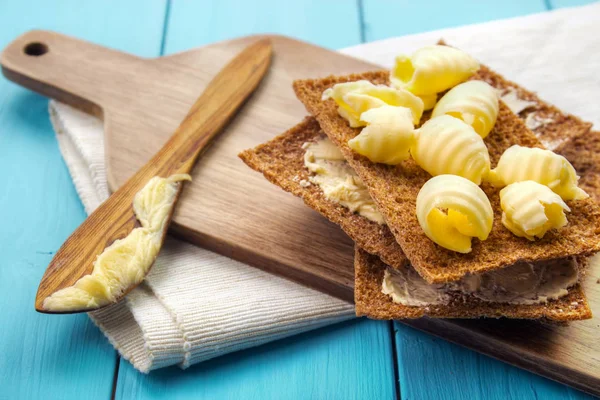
239,86,596,274
293,68,600,284
238,117,599,274
354,248,592,321
239,118,600,265
239,117,409,270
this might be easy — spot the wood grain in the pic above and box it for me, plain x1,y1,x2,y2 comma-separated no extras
1,35,273,313
2,27,600,396
393,323,593,400
0,30,381,302
115,319,396,400
0,0,167,397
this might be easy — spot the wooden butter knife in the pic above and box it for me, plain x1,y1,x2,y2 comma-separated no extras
34,39,272,313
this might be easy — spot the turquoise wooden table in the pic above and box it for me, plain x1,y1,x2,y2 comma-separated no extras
0,1,597,399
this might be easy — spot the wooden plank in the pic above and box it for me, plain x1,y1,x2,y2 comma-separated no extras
163,0,362,52
116,3,397,397
358,3,597,399
361,0,547,41
1,32,379,303
548,0,598,9
393,323,595,400
6,15,600,399
115,319,396,400
0,0,166,398
29,38,272,313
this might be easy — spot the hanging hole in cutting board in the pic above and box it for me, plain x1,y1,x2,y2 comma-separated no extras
23,42,48,56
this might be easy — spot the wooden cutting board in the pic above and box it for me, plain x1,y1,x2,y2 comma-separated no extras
2,30,599,396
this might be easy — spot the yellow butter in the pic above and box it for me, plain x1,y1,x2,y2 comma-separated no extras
43,174,191,312
488,145,588,201
500,181,570,241
348,105,416,165
418,93,438,111
390,45,480,95
411,115,490,184
322,80,424,126
432,80,499,138
416,175,493,253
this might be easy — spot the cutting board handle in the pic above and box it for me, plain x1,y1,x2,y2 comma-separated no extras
1,30,141,115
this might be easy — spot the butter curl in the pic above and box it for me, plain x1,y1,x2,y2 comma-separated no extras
500,180,570,241
411,115,490,185
488,145,588,201
416,175,493,253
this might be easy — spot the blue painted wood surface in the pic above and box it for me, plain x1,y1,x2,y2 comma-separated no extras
116,320,396,400
394,324,595,400
163,0,362,53
0,0,599,399
0,1,165,399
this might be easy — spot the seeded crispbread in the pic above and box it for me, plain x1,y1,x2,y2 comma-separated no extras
354,247,592,321
239,117,408,270
293,70,600,284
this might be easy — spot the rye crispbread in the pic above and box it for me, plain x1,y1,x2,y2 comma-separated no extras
354,247,592,321
477,68,592,151
239,117,408,270
293,70,600,284
240,78,596,274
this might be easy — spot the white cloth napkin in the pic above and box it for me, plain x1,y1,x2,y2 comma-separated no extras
50,2,600,372
50,105,354,372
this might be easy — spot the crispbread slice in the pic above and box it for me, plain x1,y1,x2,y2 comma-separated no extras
239,117,408,270
436,40,592,150
354,247,592,321
294,69,600,284
237,119,594,273
484,69,592,151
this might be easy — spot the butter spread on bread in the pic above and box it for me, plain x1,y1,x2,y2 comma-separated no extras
497,87,537,115
383,257,578,306
303,138,384,224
